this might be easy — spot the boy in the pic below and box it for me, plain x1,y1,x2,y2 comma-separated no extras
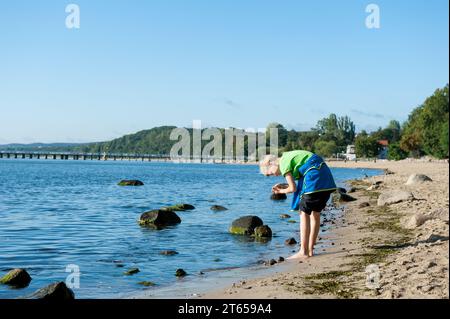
260,150,337,259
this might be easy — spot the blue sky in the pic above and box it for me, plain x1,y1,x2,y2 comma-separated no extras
0,0,448,143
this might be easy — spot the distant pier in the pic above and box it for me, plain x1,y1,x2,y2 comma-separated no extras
0,151,172,162
0,151,242,164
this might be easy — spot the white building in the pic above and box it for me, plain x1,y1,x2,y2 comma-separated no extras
344,145,356,161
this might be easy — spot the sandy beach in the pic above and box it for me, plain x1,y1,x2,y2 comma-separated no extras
202,159,449,299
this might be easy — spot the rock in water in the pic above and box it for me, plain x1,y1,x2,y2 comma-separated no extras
139,210,181,229
159,250,179,256
118,180,144,186
285,238,297,245
175,269,187,277
0,269,32,288
28,282,75,300
377,191,415,206
271,193,287,200
138,281,156,287
254,225,272,238
337,187,347,194
339,193,357,202
210,205,228,211
405,174,433,186
268,259,277,266
279,214,291,219
124,268,140,276
162,204,195,211
229,216,264,235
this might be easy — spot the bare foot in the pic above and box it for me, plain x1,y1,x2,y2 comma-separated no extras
287,251,309,260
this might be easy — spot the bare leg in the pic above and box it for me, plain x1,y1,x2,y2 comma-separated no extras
309,211,321,257
287,211,310,260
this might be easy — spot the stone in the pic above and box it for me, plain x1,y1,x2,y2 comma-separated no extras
285,238,297,245
430,208,450,222
162,204,195,211
139,210,181,229
159,250,179,256
358,202,370,208
210,205,228,211
0,269,32,288
118,180,144,186
377,191,415,206
138,281,156,287
271,193,287,200
229,216,264,235
348,187,357,193
254,225,272,238
405,174,433,186
280,214,291,219
124,268,140,276
403,213,433,229
337,187,347,194
425,234,448,243
265,259,277,266
175,269,187,277
28,282,75,300
339,193,357,202
278,257,285,262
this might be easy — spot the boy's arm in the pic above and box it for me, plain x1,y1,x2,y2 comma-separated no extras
273,173,297,194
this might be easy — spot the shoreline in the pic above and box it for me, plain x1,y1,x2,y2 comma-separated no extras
199,160,449,299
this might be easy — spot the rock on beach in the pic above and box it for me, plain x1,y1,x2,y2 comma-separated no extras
377,191,415,206
405,174,433,186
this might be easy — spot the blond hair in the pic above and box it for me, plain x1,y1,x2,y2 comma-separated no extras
259,154,279,175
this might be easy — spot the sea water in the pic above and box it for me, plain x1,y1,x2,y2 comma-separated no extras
0,160,381,298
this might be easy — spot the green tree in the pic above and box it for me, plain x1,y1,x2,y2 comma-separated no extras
355,132,381,158
387,142,408,161
314,140,338,158
297,131,320,152
440,119,449,158
373,120,402,143
400,84,449,158
315,114,355,152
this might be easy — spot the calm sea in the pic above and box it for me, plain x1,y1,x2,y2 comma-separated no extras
0,160,381,298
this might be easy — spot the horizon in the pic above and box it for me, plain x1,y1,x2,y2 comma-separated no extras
0,115,433,146
1,0,449,144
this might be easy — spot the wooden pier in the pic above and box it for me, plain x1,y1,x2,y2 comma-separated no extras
0,152,242,164
0,151,172,162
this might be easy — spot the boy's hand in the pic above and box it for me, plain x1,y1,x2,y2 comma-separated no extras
272,184,281,192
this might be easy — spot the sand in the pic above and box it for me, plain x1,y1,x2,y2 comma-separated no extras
201,159,449,299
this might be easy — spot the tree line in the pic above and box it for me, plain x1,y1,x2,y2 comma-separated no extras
271,84,449,160
2,85,447,160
